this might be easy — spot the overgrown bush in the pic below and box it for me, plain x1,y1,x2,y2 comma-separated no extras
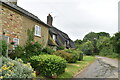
30,55,67,77
76,50,83,61
53,50,80,63
53,50,72,63
24,41,43,56
42,47,55,54
0,40,7,57
57,46,65,50
9,46,24,59
1,57,36,78
65,49,79,62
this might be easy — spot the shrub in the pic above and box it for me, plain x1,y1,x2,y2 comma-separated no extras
53,50,80,63
65,49,80,62
53,50,73,63
1,57,36,78
57,46,65,50
9,46,24,59
24,41,43,56
30,55,67,77
42,47,55,54
0,40,7,57
75,50,83,61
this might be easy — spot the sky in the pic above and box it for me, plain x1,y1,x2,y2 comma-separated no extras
17,0,119,41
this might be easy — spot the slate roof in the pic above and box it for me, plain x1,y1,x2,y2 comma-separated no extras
0,0,51,28
49,27,76,48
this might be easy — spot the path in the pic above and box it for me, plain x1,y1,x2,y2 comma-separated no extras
75,56,119,78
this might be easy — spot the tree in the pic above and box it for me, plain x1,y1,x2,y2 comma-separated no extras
97,32,110,38
83,32,98,42
96,36,113,56
81,40,94,55
111,32,120,53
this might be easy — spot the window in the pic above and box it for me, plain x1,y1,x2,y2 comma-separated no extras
53,34,56,41
67,40,70,45
13,38,19,47
35,25,41,37
2,35,9,43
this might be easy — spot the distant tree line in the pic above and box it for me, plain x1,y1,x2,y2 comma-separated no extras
74,32,120,58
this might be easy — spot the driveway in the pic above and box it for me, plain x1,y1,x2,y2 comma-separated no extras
74,56,119,78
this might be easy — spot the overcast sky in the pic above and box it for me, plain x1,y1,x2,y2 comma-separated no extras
18,0,119,41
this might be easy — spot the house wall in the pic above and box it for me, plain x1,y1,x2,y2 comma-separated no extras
0,5,48,47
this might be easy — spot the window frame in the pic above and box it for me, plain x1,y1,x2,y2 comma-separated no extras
52,34,56,41
34,25,41,37
13,38,19,48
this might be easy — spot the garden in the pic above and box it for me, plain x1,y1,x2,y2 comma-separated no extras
0,39,90,79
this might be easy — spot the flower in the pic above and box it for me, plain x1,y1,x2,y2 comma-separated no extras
0,76,3,79
31,41,34,45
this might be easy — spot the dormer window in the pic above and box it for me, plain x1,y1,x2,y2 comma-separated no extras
53,34,56,41
35,25,41,37
67,40,70,45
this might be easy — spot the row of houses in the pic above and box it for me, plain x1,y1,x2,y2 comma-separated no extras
0,0,75,51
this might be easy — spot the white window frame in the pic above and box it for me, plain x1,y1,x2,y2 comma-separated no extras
13,38,19,48
34,25,41,37
2,35,9,43
53,34,56,41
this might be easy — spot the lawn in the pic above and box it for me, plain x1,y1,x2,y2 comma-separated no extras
58,56,96,78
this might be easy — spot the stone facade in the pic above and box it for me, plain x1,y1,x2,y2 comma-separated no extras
0,4,49,48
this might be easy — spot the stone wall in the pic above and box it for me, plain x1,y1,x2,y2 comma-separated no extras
0,4,48,48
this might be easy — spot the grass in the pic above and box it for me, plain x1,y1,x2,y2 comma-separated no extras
36,56,96,79
58,56,96,78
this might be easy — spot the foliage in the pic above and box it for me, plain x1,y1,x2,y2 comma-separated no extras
65,49,80,62
30,55,67,77
53,50,73,63
111,32,120,53
42,47,55,54
74,39,83,45
9,46,24,59
53,49,81,63
1,57,36,78
97,32,110,38
27,28,34,43
83,32,98,42
81,41,94,55
57,46,65,50
96,36,111,51
0,40,7,57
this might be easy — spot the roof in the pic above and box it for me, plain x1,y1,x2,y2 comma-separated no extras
0,1,51,28
49,26,76,48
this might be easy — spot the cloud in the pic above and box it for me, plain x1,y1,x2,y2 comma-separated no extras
18,0,119,40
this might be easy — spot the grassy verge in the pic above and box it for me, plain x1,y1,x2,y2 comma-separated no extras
58,56,96,78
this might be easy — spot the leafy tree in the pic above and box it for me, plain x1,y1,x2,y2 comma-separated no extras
74,39,83,45
97,32,110,38
83,32,98,42
81,40,94,55
111,32,120,53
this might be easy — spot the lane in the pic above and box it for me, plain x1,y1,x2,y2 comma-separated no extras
75,56,119,78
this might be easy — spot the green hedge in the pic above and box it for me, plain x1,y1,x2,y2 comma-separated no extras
1,57,36,78
30,55,67,77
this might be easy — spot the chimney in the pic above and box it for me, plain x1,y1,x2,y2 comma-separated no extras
2,0,17,5
47,14,53,26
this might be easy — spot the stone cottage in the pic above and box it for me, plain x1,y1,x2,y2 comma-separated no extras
0,0,50,50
